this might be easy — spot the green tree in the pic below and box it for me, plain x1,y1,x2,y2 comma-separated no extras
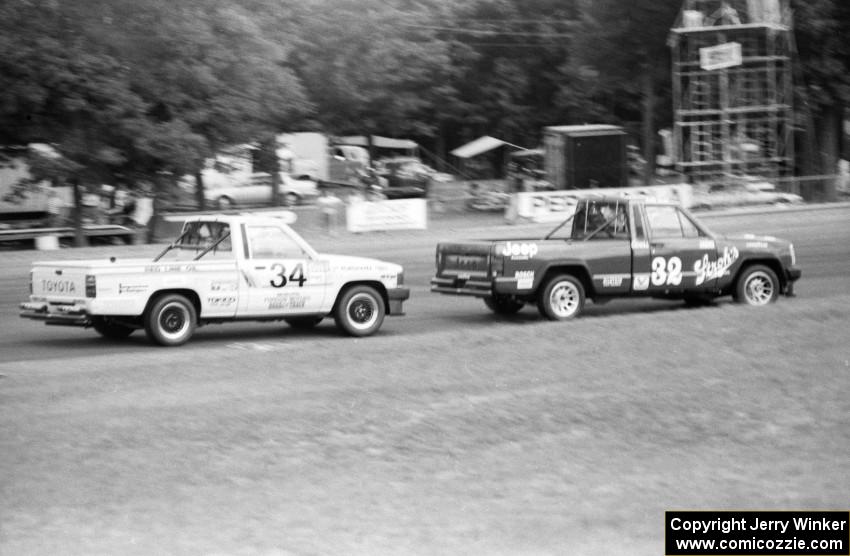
569,0,682,184
791,0,850,200
0,0,310,241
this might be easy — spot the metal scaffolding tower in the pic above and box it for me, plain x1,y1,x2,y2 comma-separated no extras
669,0,794,185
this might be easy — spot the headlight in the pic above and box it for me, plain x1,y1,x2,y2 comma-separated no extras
789,243,796,266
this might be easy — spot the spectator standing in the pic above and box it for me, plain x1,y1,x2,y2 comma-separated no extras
46,188,64,228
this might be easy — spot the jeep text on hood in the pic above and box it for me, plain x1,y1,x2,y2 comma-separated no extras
431,197,801,320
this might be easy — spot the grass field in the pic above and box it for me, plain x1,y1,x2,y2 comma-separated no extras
1,294,849,555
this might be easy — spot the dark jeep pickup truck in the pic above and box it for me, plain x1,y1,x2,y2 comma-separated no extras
431,197,801,320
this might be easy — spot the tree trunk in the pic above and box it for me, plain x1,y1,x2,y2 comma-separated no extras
71,179,87,247
194,170,206,211
641,70,656,185
818,103,840,202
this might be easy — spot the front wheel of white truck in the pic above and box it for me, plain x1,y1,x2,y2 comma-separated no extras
144,294,197,346
334,285,385,337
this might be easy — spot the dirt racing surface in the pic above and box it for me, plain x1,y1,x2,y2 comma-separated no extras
1,205,849,555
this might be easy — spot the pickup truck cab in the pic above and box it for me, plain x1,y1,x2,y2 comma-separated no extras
21,212,409,345
431,197,801,319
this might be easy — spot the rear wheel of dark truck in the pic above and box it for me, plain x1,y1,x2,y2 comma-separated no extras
144,294,197,346
537,274,585,320
484,294,524,315
91,316,135,339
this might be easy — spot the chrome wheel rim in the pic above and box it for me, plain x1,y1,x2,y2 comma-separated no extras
549,281,580,318
744,271,775,305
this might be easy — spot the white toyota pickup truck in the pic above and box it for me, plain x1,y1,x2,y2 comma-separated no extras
20,212,409,346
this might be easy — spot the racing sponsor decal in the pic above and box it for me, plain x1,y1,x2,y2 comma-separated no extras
596,274,630,288
746,241,769,249
633,273,650,290
210,280,238,292
118,283,148,294
694,246,739,286
699,240,716,250
265,293,308,310
501,241,539,260
514,270,534,289
631,240,650,250
207,296,236,307
145,264,196,273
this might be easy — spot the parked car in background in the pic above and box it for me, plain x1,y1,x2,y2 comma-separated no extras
205,173,319,209
374,157,434,199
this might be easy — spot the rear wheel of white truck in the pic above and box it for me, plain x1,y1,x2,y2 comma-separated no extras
334,285,385,337
144,294,197,346
91,316,135,339
537,274,585,320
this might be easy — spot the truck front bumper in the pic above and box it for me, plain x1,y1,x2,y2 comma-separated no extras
784,266,802,296
20,301,90,326
387,287,411,315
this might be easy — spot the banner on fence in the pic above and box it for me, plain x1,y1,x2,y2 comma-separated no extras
505,184,694,223
346,198,427,232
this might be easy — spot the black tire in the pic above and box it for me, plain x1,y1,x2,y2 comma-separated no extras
483,295,524,315
144,294,197,346
91,316,135,339
334,285,385,337
734,265,779,306
285,316,323,329
537,274,585,320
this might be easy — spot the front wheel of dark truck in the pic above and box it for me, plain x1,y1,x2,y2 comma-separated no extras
538,274,585,320
484,294,524,315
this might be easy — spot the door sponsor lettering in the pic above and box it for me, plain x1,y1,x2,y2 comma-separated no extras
694,247,739,286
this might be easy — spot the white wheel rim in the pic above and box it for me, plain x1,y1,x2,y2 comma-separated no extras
549,281,580,318
745,271,775,305
158,301,191,341
346,292,379,331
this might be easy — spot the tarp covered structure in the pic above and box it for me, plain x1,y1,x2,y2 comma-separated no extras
450,136,527,159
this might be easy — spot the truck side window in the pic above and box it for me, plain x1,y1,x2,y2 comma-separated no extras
246,225,308,259
645,205,702,239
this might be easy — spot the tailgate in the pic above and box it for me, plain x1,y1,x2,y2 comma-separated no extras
436,242,494,278
31,263,90,301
